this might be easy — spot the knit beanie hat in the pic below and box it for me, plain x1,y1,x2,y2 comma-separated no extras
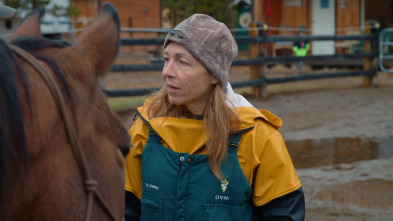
164,14,238,92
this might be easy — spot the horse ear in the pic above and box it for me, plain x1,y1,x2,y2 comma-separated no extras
73,2,120,76
7,7,44,41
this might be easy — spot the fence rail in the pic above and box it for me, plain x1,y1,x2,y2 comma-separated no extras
105,23,379,98
110,52,377,72
118,33,377,46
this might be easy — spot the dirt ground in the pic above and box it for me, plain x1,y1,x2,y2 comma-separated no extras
107,52,393,220
247,70,393,221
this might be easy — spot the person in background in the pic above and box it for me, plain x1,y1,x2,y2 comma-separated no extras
125,13,305,221
293,25,310,74
0,3,16,19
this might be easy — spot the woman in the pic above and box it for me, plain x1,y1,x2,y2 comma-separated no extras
125,14,305,221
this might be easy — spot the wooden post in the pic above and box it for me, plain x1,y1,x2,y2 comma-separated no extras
363,20,374,87
249,22,261,98
75,21,84,37
258,21,268,99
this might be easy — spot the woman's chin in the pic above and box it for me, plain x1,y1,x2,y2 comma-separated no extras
168,97,183,106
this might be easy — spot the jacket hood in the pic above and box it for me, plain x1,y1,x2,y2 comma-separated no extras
225,82,282,130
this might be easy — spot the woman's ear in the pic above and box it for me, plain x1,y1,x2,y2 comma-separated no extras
211,77,219,85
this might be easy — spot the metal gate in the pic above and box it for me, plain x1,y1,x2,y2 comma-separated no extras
379,28,393,72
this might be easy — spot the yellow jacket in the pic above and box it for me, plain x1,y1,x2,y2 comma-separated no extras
125,92,301,207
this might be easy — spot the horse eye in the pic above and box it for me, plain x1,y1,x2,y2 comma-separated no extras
119,145,131,158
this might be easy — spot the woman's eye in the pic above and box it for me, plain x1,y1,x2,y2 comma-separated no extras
179,60,188,66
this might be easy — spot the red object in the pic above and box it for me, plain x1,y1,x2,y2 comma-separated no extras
265,0,273,34
265,0,272,17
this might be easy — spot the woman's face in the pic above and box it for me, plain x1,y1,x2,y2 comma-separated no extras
162,42,218,115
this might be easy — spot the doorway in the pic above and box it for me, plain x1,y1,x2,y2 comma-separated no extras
311,0,335,55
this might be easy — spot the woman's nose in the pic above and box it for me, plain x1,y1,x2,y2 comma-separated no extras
162,60,176,78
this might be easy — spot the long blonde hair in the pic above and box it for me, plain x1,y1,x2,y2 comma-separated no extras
146,84,240,179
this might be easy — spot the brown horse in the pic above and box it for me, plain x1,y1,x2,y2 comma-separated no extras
0,3,130,221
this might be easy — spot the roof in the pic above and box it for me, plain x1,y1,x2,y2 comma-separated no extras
0,3,16,19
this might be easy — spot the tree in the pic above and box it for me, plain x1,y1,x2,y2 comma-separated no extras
49,3,80,19
1,0,80,18
2,0,50,10
162,0,237,28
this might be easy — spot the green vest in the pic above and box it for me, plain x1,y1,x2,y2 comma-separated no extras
140,124,257,221
293,42,310,57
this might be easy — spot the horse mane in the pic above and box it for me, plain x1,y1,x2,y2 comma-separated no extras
9,36,71,51
0,36,72,203
0,39,26,186
10,36,73,99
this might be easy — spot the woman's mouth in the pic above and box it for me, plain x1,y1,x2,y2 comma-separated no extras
167,84,180,93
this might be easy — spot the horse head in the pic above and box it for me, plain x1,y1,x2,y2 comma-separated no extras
1,3,130,220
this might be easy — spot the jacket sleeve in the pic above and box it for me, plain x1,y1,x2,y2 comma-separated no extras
125,190,141,221
254,187,305,221
125,116,148,220
244,115,303,218
125,116,149,200
251,131,301,206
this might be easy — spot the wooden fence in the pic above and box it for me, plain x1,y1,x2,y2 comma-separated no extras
104,21,379,98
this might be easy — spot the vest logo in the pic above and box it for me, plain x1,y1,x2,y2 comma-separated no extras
145,183,159,191
221,179,229,193
215,195,230,201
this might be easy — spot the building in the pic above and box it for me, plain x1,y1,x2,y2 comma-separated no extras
1,0,71,40
40,0,71,35
253,0,388,55
0,15,21,39
70,0,161,52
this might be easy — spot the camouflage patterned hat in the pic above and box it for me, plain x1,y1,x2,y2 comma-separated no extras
164,14,238,92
